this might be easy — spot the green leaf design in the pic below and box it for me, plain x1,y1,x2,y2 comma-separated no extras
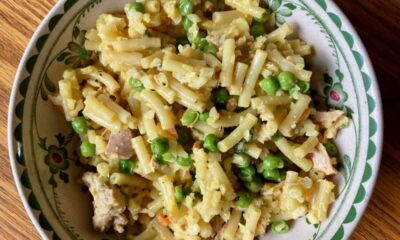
267,0,282,11
15,100,24,120
39,213,53,231
315,0,327,10
362,72,372,91
44,74,56,92
57,52,71,61
335,69,344,81
64,0,78,12
28,193,41,210
21,170,32,189
276,15,286,25
68,42,82,53
26,55,38,74
38,137,47,150
367,140,376,160
48,175,58,188
353,50,365,68
323,73,333,85
73,26,80,39
367,95,376,113
345,106,354,117
284,3,296,10
36,34,49,51
56,133,65,146
278,8,292,17
65,55,80,65
339,154,351,183
48,14,63,31
64,131,76,146
79,29,87,45
332,226,345,240
328,13,342,28
59,171,69,183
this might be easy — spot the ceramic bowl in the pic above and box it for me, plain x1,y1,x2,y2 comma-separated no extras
8,0,383,239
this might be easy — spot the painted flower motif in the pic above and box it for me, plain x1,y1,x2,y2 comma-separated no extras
266,0,297,25
45,145,69,174
324,83,348,109
39,132,75,187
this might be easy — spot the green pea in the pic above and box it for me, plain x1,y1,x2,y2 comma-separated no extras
271,220,289,234
129,77,144,92
151,138,169,157
253,9,271,23
176,156,194,167
177,37,190,46
259,76,280,95
278,71,296,91
262,168,282,182
80,141,96,157
239,166,256,182
204,134,220,153
180,109,199,127
179,0,194,16
324,141,338,157
72,116,89,134
154,155,167,165
130,2,145,12
162,152,175,162
204,43,218,55
298,80,310,93
245,175,263,193
199,112,209,122
175,185,185,202
197,38,208,51
119,159,136,175
182,17,193,31
236,191,252,209
289,84,301,96
263,154,284,170
250,23,266,37
213,87,229,105
232,153,251,168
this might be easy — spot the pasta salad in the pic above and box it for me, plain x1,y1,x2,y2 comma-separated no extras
51,0,350,239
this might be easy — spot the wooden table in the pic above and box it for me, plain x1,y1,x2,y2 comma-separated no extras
0,1,398,239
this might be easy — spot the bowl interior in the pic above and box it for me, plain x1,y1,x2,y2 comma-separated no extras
9,0,382,239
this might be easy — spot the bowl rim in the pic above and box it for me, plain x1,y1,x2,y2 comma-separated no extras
7,0,384,239
7,1,68,238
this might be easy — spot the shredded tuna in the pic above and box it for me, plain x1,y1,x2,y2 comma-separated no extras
106,129,133,159
82,172,128,233
314,110,345,129
309,144,337,175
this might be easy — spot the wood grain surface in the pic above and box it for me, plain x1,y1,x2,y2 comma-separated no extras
0,1,398,240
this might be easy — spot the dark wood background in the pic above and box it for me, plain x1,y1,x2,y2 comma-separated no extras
0,0,398,239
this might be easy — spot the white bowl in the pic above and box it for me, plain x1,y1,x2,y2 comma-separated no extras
8,0,383,239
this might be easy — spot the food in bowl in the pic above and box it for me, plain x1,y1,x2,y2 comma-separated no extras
50,0,350,239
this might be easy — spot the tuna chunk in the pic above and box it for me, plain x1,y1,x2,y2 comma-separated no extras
309,144,337,175
82,172,128,233
106,129,133,159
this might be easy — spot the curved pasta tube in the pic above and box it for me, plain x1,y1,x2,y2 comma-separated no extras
140,90,176,130
217,113,258,152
